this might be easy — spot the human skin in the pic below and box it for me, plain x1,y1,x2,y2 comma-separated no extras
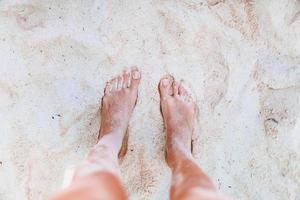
50,69,228,200
50,68,141,200
159,76,228,200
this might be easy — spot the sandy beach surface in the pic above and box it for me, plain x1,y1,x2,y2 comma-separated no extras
0,0,299,199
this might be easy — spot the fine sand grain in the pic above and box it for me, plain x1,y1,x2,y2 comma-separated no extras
0,0,299,199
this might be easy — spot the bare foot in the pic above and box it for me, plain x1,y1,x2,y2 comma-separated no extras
99,68,141,156
159,76,197,168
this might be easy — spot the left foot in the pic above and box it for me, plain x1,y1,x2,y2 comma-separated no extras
99,68,141,154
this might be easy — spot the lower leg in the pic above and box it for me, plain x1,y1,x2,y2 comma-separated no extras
51,134,127,200
168,143,225,200
73,132,123,180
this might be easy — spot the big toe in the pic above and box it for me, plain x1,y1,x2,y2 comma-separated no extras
104,81,112,95
159,75,173,98
130,67,141,90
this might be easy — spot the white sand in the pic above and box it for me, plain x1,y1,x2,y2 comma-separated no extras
0,0,299,199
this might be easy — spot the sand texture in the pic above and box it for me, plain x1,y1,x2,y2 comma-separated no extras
0,0,299,199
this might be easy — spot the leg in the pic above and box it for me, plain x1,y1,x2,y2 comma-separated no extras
159,76,229,200
50,68,141,200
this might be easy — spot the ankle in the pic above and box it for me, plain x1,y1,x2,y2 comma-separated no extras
99,125,126,137
99,129,125,138
166,145,193,169
166,134,192,154
166,126,192,135
97,133,123,155
166,128,192,148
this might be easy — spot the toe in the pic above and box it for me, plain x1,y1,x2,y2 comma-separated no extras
117,75,123,90
184,95,191,102
130,67,141,89
172,81,179,96
104,82,112,94
179,81,188,96
123,70,131,88
159,75,173,98
110,78,118,91
179,81,194,102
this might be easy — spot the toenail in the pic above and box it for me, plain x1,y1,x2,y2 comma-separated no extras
162,79,169,86
132,71,140,79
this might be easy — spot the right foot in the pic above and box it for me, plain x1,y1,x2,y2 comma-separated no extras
159,76,197,167
99,68,141,155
